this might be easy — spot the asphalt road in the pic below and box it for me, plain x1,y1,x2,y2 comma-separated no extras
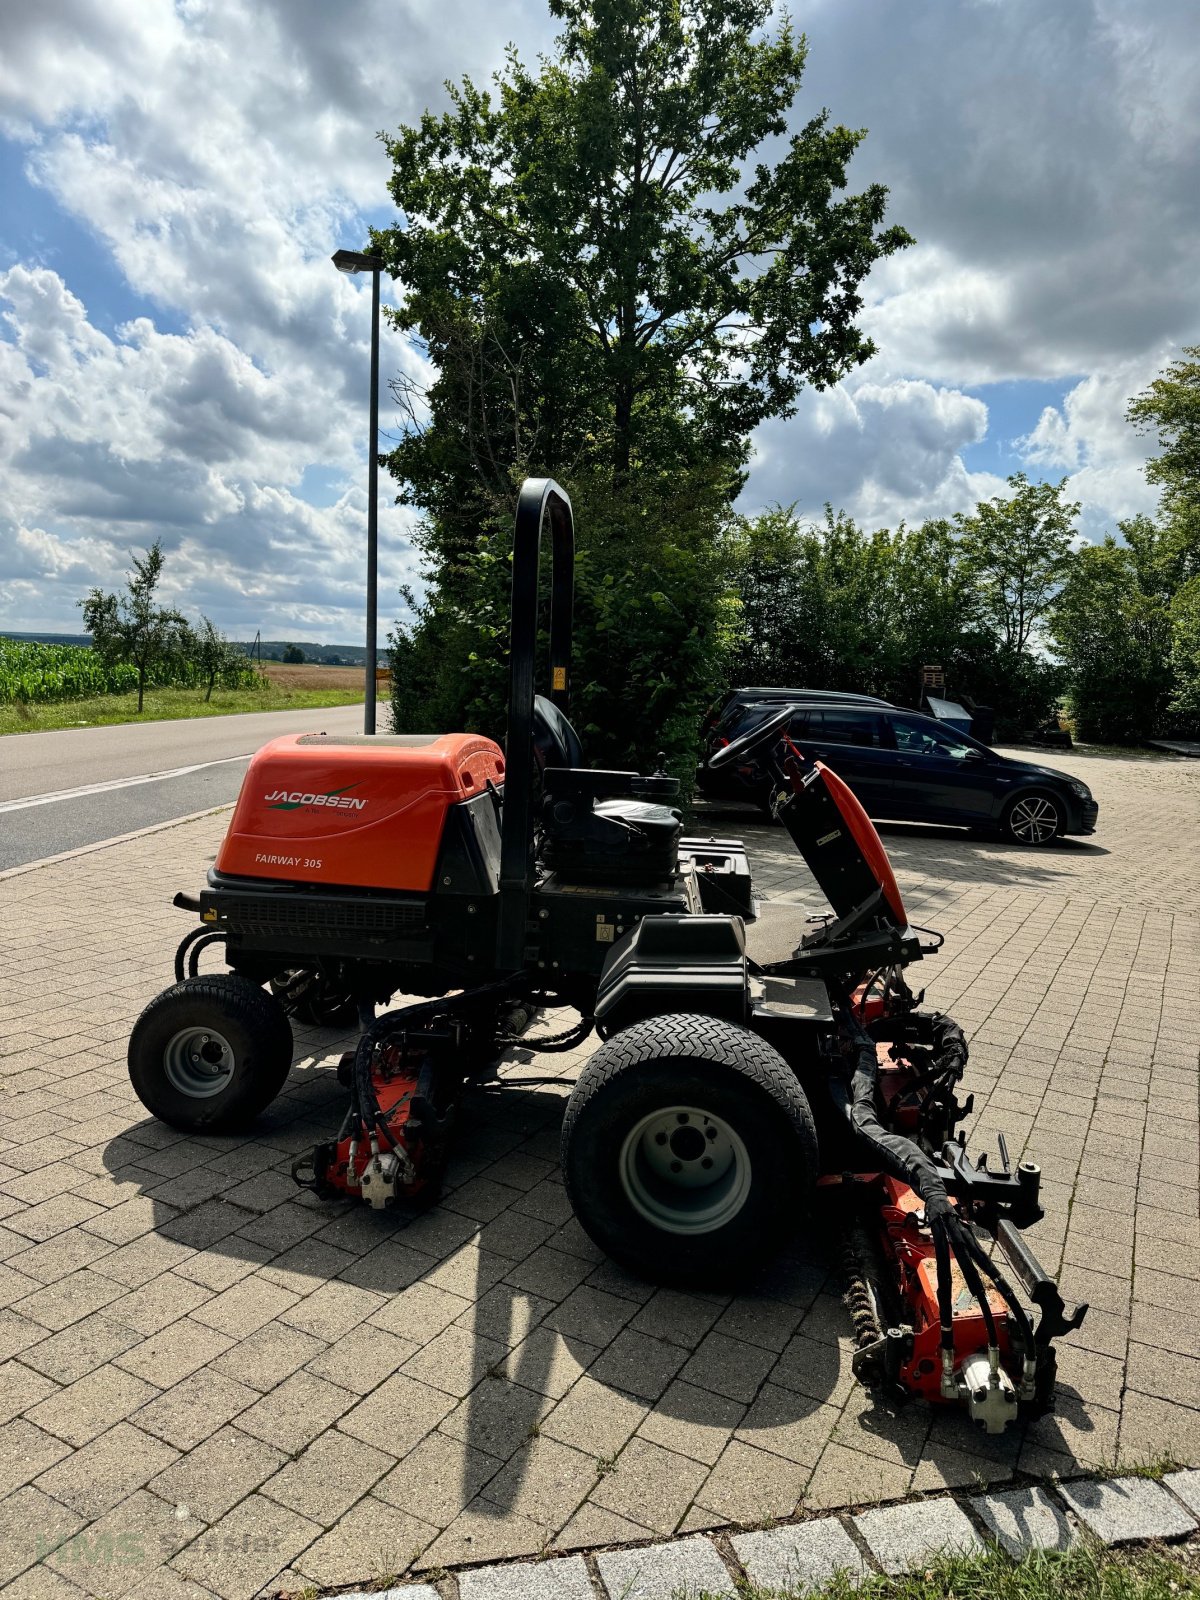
0,703,364,872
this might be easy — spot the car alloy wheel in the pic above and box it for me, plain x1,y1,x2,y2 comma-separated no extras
1007,794,1060,845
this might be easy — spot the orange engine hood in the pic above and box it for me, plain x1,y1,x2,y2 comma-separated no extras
215,731,505,893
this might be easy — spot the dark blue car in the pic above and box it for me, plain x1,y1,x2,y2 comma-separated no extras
698,700,1098,846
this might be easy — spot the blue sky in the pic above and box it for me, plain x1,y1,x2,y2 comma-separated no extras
1,0,1196,641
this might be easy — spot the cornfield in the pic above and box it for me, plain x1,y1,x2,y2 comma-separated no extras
0,638,260,704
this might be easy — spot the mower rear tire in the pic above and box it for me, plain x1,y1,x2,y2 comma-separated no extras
561,1013,818,1286
128,975,293,1134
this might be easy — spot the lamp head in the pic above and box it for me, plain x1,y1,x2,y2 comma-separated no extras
332,249,383,274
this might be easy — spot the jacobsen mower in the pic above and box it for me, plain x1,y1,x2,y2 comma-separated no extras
129,478,1086,1433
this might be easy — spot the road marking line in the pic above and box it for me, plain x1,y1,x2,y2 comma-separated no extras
0,755,250,814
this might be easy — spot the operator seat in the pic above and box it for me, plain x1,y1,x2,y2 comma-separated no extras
531,694,585,771
530,695,683,883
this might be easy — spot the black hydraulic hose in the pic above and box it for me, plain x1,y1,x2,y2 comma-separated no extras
932,1216,956,1361
945,1212,1000,1352
958,1226,1037,1360
174,925,213,982
186,932,227,977
833,1021,954,1226
500,1018,594,1053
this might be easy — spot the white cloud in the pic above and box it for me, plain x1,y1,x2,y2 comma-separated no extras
0,0,1197,636
744,375,1003,528
800,0,1200,386
0,264,418,637
0,0,543,639
1016,359,1165,534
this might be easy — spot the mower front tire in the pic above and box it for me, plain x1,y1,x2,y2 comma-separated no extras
128,975,294,1134
561,1013,818,1287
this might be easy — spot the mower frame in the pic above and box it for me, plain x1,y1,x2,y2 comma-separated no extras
130,475,1088,1436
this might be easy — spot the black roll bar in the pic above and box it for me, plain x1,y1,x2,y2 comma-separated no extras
497,477,575,971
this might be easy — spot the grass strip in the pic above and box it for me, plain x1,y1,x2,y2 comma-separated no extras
719,1540,1200,1600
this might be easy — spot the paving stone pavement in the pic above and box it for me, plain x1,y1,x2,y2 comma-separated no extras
0,748,1197,1597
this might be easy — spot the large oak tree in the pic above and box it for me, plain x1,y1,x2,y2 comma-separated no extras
375,0,910,762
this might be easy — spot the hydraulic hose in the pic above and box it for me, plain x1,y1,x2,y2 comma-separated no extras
946,1214,999,1352
834,1005,1011,1392
932,1215,956,1378
832,1019,954,1226
186,932,227,978
957,1225,1038,1385
174,925,219,982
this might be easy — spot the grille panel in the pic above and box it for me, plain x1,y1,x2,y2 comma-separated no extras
211,893,427,940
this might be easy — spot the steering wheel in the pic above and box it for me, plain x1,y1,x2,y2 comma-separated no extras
707,703,798,770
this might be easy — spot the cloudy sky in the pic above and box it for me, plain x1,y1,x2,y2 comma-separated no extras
2,0,1197,643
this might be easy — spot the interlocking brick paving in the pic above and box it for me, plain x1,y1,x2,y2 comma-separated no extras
0,747,1196,1596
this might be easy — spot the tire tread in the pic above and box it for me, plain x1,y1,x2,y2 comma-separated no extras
561,1013,819,1284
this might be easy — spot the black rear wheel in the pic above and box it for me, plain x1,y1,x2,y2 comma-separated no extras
128,976,293,1133
561,1013,819,1286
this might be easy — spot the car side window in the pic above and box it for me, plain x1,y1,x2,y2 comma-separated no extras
810,710,881,747
889,715,975,760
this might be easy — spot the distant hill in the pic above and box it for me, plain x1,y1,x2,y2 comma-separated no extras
0,630,370,667
1,630,93,648
249,641,370,666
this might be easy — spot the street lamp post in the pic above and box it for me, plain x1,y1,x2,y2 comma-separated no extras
332,247,385,734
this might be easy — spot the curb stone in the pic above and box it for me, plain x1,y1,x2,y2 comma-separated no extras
732,1517,870,1591
335,1469,1200,1600
596,1534,735,1599
972,1486,1077,1559
460,1553,594,1600
852,1499,983,1575
1057,1476,1198,1545
1166,1470,1200,1518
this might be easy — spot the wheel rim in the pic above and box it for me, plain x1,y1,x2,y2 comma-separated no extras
1009,795,1059,843
163,1026,235,1098
619,1105,752,1235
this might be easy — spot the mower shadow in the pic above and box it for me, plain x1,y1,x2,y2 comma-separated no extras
101,1032,1050,1542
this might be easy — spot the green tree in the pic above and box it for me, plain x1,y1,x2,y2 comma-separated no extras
282,644,305,664
189,617,256,701
380,0,910,497
79,542,189,713
1051,520,1175,743
1127,345,1200,553
730,503,1063,736
1168,575,1200,728
379,0,910,765
391,467,742,776
955,473,1079,655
